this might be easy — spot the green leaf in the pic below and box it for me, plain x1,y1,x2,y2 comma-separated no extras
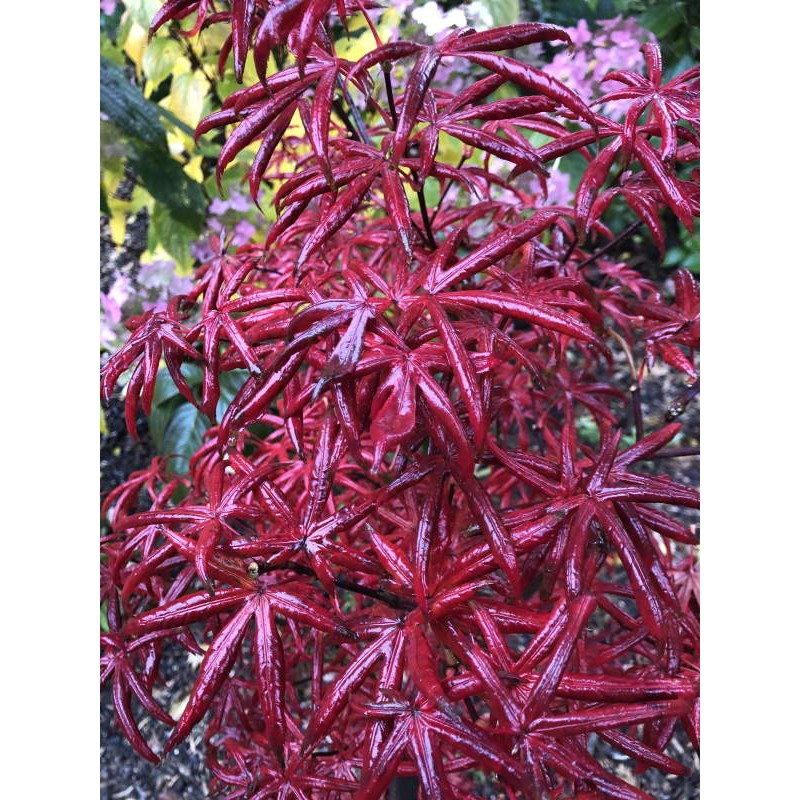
101,56,199,146
151,203,202,270
218,370,249,418
100,31,126,66
151,368,181,407
100,601,110,634
149,367,246,461
484,0,519,28
162,402,209,474
122,0,161,31
167,71,211,129
664,54,697,84
143,37,183,87
180,362,206,386
639,4,685,39
101,56,166,147
149,396,179,453
128,142,207,227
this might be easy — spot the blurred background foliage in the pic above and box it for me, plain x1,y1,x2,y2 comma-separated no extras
100,0,698,273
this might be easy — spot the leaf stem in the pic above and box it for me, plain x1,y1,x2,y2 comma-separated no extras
270,560,416,611
414,174,437,250
577,220,643,270
336,76,372,145
382,62,398,129
644,446,699,460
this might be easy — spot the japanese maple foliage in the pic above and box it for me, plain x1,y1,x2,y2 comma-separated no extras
101,3,700,798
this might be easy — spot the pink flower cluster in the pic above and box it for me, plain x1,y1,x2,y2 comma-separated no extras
543,16,655,118
101,191,262,350
191,189,260,262
100,263,193,351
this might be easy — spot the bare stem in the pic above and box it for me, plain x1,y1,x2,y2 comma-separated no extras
645,446,700,460
382,62,398,129
265,560,416,611
414,174,437,250
336,75,372,145
577,220,643,270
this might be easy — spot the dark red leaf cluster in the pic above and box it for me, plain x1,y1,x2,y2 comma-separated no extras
102,5,699,798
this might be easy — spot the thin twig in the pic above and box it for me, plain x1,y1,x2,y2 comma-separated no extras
413,173,437,249
608,329,644,440
332,98,361,140
336,76,371,145
263,560,416,611
382,62,398,129
170,29,224,108
645,446,700,460
577,220,643,270
429,154,467,228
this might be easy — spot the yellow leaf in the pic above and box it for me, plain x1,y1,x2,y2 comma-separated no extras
167,129,191,157
100,406,109,436
107,195,132,246
122,22,148,79
184,155,204,183
377,8,402,41
109,212,128,246
163,70,210,129
101,164,124,200
143,37,183,87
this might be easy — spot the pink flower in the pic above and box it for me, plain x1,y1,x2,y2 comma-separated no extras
545,168,574,207
100,275,130,324
569,19,593,47
228,191,251,213
232,220,256,246
208,197,231,216
542,17,652,119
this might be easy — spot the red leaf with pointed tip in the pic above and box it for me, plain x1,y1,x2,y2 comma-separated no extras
297,163,383,267
165,598,256,753
437,291,603,348
429,209,560,291
252,595,286,757
448,22,574,53
461,51,596,129
231,0,255,82
381,166,414,261
303,628,398,751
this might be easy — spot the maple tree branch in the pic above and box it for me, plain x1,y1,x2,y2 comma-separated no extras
608,328,644,440
332,98,362,140
271,560,416,611
414,176,437,250
577,220,643,270
382,62,398,129
631,383,645,440
336,76,372,145
645,446,700,460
